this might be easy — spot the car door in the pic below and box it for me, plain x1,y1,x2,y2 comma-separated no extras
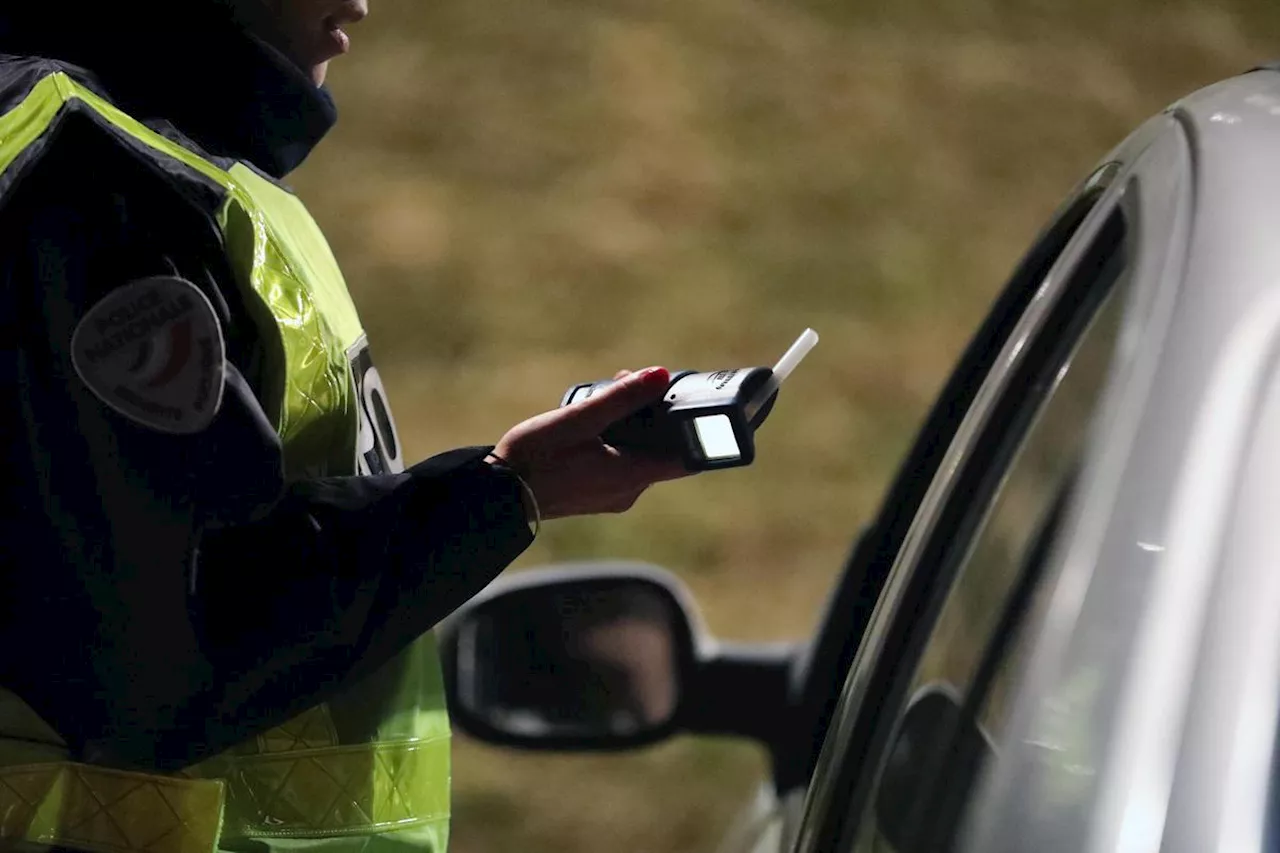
717,151,1124,853
712,154,1123,853
784,111,1190,853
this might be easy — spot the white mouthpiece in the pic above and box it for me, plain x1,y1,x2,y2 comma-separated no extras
745,328,819,421
771,328,820,386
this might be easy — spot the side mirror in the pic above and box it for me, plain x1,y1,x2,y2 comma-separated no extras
438,562,702,750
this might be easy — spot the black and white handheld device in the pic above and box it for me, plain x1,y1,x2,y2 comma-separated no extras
560,328,819,471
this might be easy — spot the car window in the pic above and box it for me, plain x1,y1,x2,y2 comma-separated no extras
947,290,1122,743
861,271,1125,850
787,161,1125,797
792,155,1140,853
844,210,1130,853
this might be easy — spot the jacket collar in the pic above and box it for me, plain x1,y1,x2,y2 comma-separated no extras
0,1,337,178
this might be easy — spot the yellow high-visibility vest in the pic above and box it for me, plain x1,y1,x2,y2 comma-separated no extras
0,71,451,853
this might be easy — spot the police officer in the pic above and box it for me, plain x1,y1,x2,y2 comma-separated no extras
0,2,687,851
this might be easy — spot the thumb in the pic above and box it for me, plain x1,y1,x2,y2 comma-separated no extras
553,366,671,443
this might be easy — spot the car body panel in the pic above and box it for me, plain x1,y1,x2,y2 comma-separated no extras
1161,358,1280,853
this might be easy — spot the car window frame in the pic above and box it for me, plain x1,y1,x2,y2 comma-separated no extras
789,147,1150,852
948,118,1195,853
840,202,1130,853
778,157,1129,796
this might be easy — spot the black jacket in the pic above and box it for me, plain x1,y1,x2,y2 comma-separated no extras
0,2,533,771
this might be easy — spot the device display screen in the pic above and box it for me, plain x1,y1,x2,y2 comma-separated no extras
693,414,741,461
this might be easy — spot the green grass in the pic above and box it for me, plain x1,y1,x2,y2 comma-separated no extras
290,2,1280,850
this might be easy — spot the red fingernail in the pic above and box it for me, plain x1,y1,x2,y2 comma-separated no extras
639,366,668,381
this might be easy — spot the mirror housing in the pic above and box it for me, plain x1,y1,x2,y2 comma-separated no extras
438,561,799,752
438,562,702,751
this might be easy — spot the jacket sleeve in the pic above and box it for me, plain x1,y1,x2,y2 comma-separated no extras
0,106,533,770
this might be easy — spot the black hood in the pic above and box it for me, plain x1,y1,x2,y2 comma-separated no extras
0,0,337,177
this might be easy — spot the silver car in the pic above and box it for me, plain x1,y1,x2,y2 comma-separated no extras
439,61,1280,853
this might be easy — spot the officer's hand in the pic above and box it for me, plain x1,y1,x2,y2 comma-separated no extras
488,367,690,520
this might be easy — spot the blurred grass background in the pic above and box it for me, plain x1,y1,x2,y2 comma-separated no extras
291,2,1280,850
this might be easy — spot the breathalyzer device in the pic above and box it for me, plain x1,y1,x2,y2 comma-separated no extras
560,328,819,471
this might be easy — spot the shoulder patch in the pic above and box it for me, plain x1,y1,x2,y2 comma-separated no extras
71,275,226,434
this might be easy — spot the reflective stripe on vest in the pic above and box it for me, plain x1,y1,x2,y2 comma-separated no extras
0,72,450,853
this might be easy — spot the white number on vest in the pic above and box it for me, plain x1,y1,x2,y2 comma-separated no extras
348,335,404,476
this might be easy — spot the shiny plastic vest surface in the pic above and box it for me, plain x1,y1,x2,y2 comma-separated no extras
0,72,451,853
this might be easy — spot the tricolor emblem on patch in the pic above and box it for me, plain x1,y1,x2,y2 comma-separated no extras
70,275,226,434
